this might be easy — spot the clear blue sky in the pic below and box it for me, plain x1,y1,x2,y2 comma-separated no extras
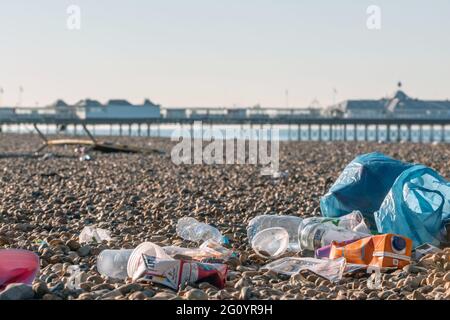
0,0,449,108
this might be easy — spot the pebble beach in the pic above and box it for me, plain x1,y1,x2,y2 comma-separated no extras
0,133,449,300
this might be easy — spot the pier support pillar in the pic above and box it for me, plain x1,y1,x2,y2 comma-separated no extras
119,124,123,136
419,125,423,143
431,125,435,142
375,125,379,142
329,125,332,141
353,125,357,141
308,124,311,141
344,124,347,141
319,125,322,142
407,125,412,142
396,124,401,142
387,125,391,142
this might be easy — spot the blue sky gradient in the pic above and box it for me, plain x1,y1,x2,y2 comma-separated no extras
0,0,449,107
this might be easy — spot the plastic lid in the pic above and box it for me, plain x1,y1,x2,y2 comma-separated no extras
251,227,289,258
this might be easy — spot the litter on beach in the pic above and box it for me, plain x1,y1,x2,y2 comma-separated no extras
133,255,228,290
262,257,347,283
0,250,40,290
79,226,112,244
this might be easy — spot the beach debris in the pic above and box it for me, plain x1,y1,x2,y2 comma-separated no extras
250,227,289,259
375,165,450,247
132,254,228,290
262,257,346,283
79,154,92,162
176,217,223,244
33,123,164,155
247,215,303,255
411,243,442,261
97,249,134,280
0,249,40,290
79,226,112,244
163,239,235,262
320,152,412,228
298,212,371,251
98,242,228,290
329,234,413,269
66,265,83,290
315,239,358,259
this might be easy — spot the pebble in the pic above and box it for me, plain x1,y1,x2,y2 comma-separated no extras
0,284,35,300
408,291,426,300
129,292,147,300
32,281,50,297
239,287,253,300
151,292,179,300
185,289,209,300
77,245,91,257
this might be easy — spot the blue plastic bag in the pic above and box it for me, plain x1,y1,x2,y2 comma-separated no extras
320,152,412,228
375,165,450,248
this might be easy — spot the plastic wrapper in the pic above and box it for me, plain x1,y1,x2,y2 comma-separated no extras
79,226,112,243
411,243,442,261
162,240,235,262
262,257,346,282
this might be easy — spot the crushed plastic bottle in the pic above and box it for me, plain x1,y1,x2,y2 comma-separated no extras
176,217,223,243
298,212,370,251
79,226,112,244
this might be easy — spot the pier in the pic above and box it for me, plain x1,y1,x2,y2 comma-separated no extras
1,112,450,143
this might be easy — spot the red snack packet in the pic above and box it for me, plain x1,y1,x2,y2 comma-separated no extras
133,254,228,290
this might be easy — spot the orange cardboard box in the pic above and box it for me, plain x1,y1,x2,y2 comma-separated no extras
329,234,413,268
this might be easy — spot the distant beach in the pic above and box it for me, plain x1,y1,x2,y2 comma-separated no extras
0,133,448,300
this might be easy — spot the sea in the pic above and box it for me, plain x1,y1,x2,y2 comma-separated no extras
2,123,450,143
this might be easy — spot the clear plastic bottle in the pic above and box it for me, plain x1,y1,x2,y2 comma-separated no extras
176,217,223,243
298,214,370,251
96,249,133,280
247,215,303,252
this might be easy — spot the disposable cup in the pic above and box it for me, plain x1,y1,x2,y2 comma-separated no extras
251,227,289,258
126,242,172,279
